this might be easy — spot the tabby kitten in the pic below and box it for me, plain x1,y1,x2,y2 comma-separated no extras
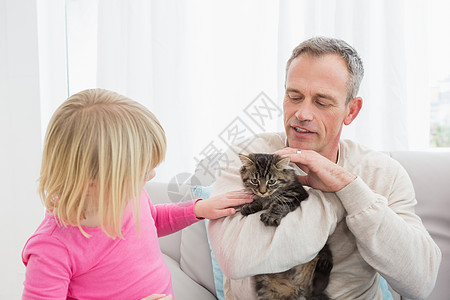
239,153,333,300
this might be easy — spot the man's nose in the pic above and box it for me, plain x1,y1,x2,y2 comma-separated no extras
295,100,314,121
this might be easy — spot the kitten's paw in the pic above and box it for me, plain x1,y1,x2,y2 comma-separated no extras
316,258,333,274
260,212,281,227
240,204,253,216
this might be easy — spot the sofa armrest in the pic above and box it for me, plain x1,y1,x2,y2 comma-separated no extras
389,151,450,300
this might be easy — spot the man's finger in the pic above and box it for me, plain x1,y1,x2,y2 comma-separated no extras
274,147,298,156
296,175,309,186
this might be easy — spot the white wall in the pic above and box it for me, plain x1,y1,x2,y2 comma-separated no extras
0,0,45,298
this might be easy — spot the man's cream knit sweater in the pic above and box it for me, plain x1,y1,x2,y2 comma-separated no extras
208,133,441,300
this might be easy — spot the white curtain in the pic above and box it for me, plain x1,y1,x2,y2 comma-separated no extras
67,0,428,183
60,0,429,181
34,0,450,185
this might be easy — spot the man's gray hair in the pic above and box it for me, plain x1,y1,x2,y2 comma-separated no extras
286,37,364,104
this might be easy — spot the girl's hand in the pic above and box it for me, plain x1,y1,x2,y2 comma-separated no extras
194,190,255,219
141,294,173,300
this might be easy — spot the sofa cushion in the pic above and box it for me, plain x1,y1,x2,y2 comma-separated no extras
163,254,216,299
180,219,216,296
194,185,224,299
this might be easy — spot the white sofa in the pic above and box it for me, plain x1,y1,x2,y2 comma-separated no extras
145,151,450,300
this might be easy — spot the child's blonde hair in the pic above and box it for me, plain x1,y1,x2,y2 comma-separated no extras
39,88,166,238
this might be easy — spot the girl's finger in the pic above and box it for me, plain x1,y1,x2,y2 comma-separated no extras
223,196,254,207
209,207,236,219
223,207,237,217
225,191,254,199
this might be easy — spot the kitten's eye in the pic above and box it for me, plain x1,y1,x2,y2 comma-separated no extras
250,178,258,185
268,179,277,185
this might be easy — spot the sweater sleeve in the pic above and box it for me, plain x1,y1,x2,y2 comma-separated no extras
207,148,346,279
22,235,72,299
146,190,201,237
336,164,442,299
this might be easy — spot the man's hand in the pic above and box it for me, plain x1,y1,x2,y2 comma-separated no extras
275,148,356,192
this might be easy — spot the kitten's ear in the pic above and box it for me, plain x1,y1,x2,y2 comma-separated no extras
275,156,291,169
239,154,253,166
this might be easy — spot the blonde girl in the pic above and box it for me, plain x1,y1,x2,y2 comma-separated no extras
22,89,253,299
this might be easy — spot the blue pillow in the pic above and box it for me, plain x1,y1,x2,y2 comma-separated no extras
193,185,393,300
379,275,394,299
193,185,224,299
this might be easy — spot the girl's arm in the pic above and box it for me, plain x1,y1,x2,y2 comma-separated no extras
147,190,253,237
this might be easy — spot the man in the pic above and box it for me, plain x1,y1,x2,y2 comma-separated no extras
208,37,441,299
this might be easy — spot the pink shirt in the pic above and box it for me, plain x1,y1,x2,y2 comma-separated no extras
22,189,200,299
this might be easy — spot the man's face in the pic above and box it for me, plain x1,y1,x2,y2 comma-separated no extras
283,53,360,161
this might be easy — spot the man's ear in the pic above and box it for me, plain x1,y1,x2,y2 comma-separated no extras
344,97,362,125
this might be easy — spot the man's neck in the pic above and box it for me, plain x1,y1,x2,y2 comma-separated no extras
320,142,340,164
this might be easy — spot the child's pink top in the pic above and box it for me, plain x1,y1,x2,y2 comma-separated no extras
22,189,200,299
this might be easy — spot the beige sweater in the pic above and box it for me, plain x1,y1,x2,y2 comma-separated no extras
208,133,441,300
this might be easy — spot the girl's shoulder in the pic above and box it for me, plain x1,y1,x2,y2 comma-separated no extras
23,212,101,258
22,215,70,267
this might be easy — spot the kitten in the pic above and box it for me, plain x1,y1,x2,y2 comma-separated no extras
239,153,333,300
